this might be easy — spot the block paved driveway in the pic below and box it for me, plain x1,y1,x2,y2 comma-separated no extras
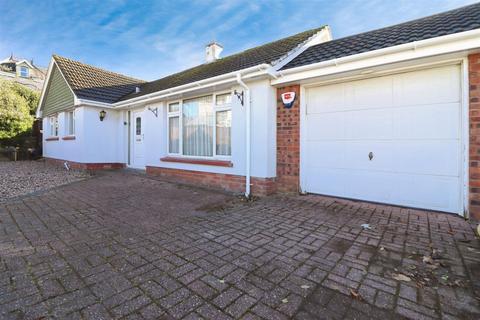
1,171,479,319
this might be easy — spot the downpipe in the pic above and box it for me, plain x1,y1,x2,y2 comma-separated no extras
236,73,251,198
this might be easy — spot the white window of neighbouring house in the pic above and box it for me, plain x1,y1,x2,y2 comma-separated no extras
65,111,75,136
49,115,58,136
20,66,29,77
167,92,232,158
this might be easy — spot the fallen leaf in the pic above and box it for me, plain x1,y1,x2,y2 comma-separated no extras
422,256,433,264
219,279,225,284
350,289,362,300
392,273,412,282
441,275,449,281
281,298,288,304
379,246,385,251
301,285,310,289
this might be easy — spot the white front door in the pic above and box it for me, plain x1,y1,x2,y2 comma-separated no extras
302,64,463,214
131,110,145,168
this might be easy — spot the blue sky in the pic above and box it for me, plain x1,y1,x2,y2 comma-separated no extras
0,0,477,81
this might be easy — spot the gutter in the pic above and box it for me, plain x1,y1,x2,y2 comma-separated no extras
114,64,271,108
236,73,251,198
275,28,480,80
76,99,116,108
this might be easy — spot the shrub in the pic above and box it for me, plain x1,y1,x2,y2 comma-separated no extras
0,79,39,140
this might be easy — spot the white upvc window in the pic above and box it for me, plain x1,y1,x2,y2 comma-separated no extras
167,92,232,158
49,115,58,136
20,66,29,78
65,110,75,136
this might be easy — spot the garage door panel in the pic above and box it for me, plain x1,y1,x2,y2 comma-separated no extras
343,141,392,171
307,140,459,176
349,76,393,109
305,168,346,196
393,65,460,106
306,113,345,140
392,140,460,176
393,103,460,139
345,109,393,140
304,169,460,213
305,141,346,169
303,64,462,214
307,84,345,114
393,174,460,211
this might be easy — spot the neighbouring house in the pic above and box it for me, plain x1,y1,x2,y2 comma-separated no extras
0,54,46,90
36,3,480,219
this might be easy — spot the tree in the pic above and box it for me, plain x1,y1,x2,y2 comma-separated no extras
0,79,39,140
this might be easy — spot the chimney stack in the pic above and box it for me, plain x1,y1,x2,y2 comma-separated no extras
205,42,223,63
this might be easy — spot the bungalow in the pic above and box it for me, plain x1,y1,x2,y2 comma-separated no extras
37,3,480,219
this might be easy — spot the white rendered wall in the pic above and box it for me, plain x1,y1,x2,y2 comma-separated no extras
143,79,277,178
42,108,85,162
43,106,126,164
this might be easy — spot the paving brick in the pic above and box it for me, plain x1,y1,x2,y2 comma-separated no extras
213,287,243,309
1,170,479,320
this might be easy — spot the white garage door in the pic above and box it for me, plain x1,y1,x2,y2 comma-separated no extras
303,64,463,214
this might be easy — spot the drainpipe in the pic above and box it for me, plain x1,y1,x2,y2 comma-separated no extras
236,73,251,198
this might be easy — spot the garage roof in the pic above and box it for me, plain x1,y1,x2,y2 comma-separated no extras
281,3,480,70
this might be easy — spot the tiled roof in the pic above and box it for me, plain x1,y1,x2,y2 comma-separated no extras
53,55,145,103
118,27,325,101
282,3,480,70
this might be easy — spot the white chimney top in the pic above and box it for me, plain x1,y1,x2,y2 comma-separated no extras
135,86,141,93
205,42,223,63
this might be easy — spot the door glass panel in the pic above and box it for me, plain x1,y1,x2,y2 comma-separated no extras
136,117,141,135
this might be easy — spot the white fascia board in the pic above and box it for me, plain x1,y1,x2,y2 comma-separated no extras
15,59,35,69
75,99,115,109
113,64,271,108
116,76,241,110
272,28,480,85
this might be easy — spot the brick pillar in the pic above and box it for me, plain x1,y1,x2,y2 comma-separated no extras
276,85,301,193
469,53,480,220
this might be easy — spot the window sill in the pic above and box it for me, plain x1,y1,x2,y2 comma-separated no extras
62,135,76,140
45,137,59,141
160,156,233,167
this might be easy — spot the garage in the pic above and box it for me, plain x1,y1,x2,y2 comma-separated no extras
302,64,464,214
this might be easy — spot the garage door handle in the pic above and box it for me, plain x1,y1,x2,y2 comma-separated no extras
368,152,374,161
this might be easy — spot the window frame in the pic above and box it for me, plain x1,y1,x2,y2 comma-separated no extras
49,115,59,137
64,110,75,136
166,91,232,159
20,66,29,78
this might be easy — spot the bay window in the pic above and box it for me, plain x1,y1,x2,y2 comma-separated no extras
167,92,232,158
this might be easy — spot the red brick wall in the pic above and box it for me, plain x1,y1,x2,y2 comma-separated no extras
146,166,276,196
469,53,480,220
45,157,125,170
276,85,301,193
